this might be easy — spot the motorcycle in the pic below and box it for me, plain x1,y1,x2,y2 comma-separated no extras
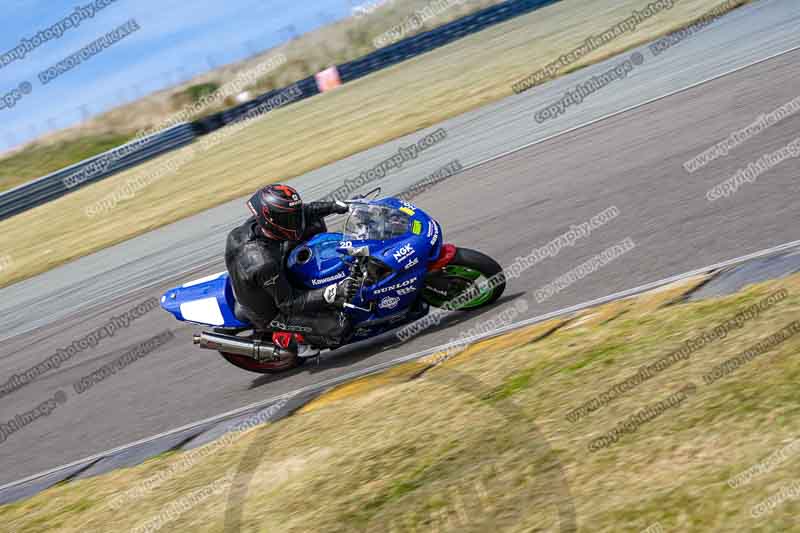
160,191,506,374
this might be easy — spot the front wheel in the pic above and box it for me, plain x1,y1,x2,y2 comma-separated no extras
422,248,506,310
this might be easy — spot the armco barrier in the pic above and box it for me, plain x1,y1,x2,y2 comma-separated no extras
338,0,561,82
195,0,561,130
0,123,196,222
0,0,561,221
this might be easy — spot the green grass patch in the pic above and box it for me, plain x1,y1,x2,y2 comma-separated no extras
483,367,537,403
563,342,628,373
0,133,132,193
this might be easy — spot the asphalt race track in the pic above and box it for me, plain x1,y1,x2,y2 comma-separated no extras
1,0,799,485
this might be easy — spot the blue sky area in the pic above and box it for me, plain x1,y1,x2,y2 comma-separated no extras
0,0,367,151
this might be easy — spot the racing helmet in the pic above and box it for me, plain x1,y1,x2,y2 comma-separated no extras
247,184,305,240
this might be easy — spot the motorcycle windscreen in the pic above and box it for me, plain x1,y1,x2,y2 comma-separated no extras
343,204,410,242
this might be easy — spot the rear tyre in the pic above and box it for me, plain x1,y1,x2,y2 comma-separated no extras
213,330,301,374
423,247,506,310
219,352,300,374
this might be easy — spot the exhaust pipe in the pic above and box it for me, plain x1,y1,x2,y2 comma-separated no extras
193,331,294,362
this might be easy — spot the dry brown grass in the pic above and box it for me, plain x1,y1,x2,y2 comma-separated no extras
2,272,798,532
0,0,751,289
9,0,506,151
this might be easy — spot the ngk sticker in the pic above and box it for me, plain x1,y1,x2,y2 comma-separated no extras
393,243,415,263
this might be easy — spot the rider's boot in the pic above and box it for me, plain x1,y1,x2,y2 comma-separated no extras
272,332,321,359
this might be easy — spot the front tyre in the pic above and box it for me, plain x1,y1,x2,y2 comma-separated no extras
423,248,506,310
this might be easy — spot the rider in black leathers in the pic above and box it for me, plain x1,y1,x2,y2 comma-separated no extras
225,184,357,351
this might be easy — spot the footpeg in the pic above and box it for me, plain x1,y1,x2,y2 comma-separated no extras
296,345,321,359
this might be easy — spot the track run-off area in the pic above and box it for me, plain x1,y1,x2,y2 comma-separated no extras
0,0,798,487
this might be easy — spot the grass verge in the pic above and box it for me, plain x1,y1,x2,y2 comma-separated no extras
0,0,506,165
0,0,752,289
0,134,133,193
2,272,799,532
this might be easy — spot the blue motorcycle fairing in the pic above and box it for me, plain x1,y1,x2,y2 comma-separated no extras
161,197,445,340
287,231,427,322
287,233,351,290
161,271,248,328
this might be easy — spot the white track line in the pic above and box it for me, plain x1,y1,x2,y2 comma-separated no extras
3,237,798,495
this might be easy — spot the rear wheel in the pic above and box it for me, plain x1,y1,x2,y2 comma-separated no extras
214,329,301,374
423,248,505,310
219,352,300,374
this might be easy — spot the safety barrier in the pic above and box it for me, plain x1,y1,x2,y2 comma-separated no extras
200,0,560,130
0,0,560,221
0,123,196,221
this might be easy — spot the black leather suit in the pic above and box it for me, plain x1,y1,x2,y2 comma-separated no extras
225,201,350,345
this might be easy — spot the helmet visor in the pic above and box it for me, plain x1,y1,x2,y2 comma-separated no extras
269,207,305,239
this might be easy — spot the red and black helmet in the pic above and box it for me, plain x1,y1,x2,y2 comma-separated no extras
247,184,305,240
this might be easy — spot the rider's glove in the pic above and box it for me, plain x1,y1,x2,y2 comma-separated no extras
323,277,359,309
332,200,349,215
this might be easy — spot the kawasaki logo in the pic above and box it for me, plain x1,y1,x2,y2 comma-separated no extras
311,271,346,286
